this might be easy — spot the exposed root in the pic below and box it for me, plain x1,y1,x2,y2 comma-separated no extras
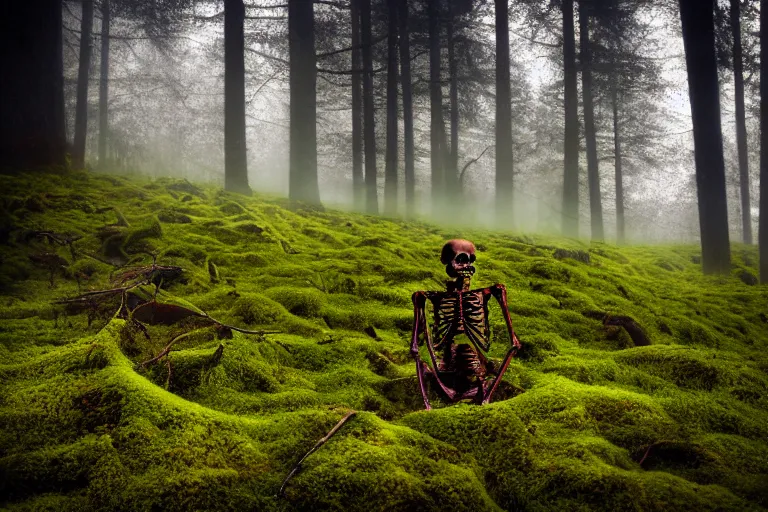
584,311,651,347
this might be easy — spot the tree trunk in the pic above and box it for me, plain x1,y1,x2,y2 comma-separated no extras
495,0,513,226
579,4,604,241
731,0,753,244
398,0,415,218
360,0,378,214
225,0,251,195
288,0,319,203
428,0,443,216
612,78,624,244
351,0,364,210
679,0,731,274
98,0,110,169
562,0,579,238
73,0,94,169
1,0,67,170
384,0,399,216
760,0,768,282
447,2,460,204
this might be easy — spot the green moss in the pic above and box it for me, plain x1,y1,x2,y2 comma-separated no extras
0,169,767,511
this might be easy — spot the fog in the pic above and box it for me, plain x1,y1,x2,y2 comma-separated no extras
61,0,761,244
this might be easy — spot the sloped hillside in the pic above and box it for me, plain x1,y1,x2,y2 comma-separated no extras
1,169,767,511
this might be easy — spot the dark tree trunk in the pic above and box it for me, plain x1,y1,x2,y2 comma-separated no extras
1,0,67,170
447,2,460,204
398,0,415,218
225,0,251,195
351,0,364,210
731,0,753,244
495,0,513,225
612,79,625,244
384,0,399,216
562,0,579,238
288,0,319,203
579,4,604,241
98,0,110,168
73,0,94,169
760,0,768,282
361,0,379,214
428,0,444,215
679,0,731,274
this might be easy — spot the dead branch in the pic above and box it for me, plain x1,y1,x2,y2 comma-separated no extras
278,411,357,497
140,330,198,367
459,145,494,184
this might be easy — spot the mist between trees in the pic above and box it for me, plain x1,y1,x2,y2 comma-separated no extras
2,0,767,279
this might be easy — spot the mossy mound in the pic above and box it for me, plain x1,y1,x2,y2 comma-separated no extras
0,169,767,511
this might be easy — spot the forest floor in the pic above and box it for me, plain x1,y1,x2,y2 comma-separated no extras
1,168,767,511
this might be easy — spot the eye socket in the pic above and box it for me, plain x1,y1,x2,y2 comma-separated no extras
469,254,476,263
455,253,469,264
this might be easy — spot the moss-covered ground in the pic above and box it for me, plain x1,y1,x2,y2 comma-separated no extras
1,168,767,511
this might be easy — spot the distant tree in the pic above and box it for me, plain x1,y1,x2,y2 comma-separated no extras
679,0,731,274
384,0,399,216
73,0,94,169
447,1,460,207
588,0,665,245
761,0,768,282
579,2,604,241
1,0,67,170
398,0,415,218
225,0,251,195
351,0,364,210
495,0,513,225
562,0,580,238
98,0,110,168
428,0,445,215
730,0,753,244
360,0,379,214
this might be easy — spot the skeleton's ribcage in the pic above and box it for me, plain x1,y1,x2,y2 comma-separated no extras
430,291,491,352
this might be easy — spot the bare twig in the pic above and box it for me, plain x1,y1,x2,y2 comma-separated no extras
140,330,197,367
278,411,357,497
459,145,494,184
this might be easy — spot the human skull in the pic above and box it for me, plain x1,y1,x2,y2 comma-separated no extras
440,239,476,278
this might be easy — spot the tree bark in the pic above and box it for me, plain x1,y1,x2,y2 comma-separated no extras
351,0,364,210
760,0,768,282
225,0,251,195
495,0,513,226
360,0,378,214
428,0,444,216
562,0,579,238
98,0,110,168
384,0,399,216
612,78,624,244
398,0,415,218
73,0,94,169
579,4,604,241
1,0,67,170
731,0,753,244
679,0,731,274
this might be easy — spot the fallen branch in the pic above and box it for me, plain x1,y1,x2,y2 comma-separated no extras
278,411,357,497
140,330,198,367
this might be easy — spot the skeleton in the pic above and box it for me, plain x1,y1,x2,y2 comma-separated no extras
410,239,521,410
